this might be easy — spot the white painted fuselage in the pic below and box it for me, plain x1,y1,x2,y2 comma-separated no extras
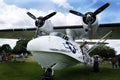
27,35,85,70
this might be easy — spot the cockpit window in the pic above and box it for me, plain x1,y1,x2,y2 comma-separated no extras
50,32,69,40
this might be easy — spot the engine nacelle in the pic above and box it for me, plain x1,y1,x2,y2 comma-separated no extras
82,12,99,35
40,20,53,34
82,19,99,33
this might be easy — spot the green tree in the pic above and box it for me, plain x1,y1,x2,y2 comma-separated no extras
0,44,12,53
12,39,30,54
90,45,116,58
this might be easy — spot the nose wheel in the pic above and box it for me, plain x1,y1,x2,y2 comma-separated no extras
41,68,54,80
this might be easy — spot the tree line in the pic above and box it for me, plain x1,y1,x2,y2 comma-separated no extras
89,45,117,58
0,39,30,54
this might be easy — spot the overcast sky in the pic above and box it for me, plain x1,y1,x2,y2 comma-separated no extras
0,0,120,54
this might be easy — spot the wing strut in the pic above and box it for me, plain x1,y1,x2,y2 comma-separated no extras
87,30,112,53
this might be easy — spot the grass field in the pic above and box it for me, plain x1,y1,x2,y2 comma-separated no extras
0,56,120,80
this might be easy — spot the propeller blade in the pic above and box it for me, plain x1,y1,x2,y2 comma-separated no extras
43,12,56,21
27,12,56,38
27,12,37,20
69,10,84,17
94,2,110,16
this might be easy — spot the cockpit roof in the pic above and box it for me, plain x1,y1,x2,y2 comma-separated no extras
50,32,69,40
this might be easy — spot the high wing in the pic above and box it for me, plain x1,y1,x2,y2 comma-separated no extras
0,28,36,39
97,23,120,39
0,23,120,39
53,23,120,39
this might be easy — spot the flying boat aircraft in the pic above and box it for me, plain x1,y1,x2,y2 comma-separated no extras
0,2,120,79
25,11,95,78
0,11,95,79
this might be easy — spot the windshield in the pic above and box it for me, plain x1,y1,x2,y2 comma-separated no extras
50,32,69,40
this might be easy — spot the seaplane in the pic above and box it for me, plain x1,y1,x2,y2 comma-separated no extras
0,2,120,80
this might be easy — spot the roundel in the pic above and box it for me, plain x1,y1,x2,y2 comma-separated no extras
66,41,77,54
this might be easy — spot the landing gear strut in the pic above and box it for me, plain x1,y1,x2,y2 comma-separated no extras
41,68,54,80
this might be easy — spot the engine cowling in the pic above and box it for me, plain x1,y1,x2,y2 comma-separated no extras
40,20,53,34
82,12,99,35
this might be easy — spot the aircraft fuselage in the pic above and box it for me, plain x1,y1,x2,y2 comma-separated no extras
27,35,85,70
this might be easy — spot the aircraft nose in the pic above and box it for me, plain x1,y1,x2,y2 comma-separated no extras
27,36,48,51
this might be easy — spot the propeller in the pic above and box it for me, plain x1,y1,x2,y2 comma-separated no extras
69,10,84,17
27,12,37,20
27,12,56,38
69,2,110,39
93,2,110,16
